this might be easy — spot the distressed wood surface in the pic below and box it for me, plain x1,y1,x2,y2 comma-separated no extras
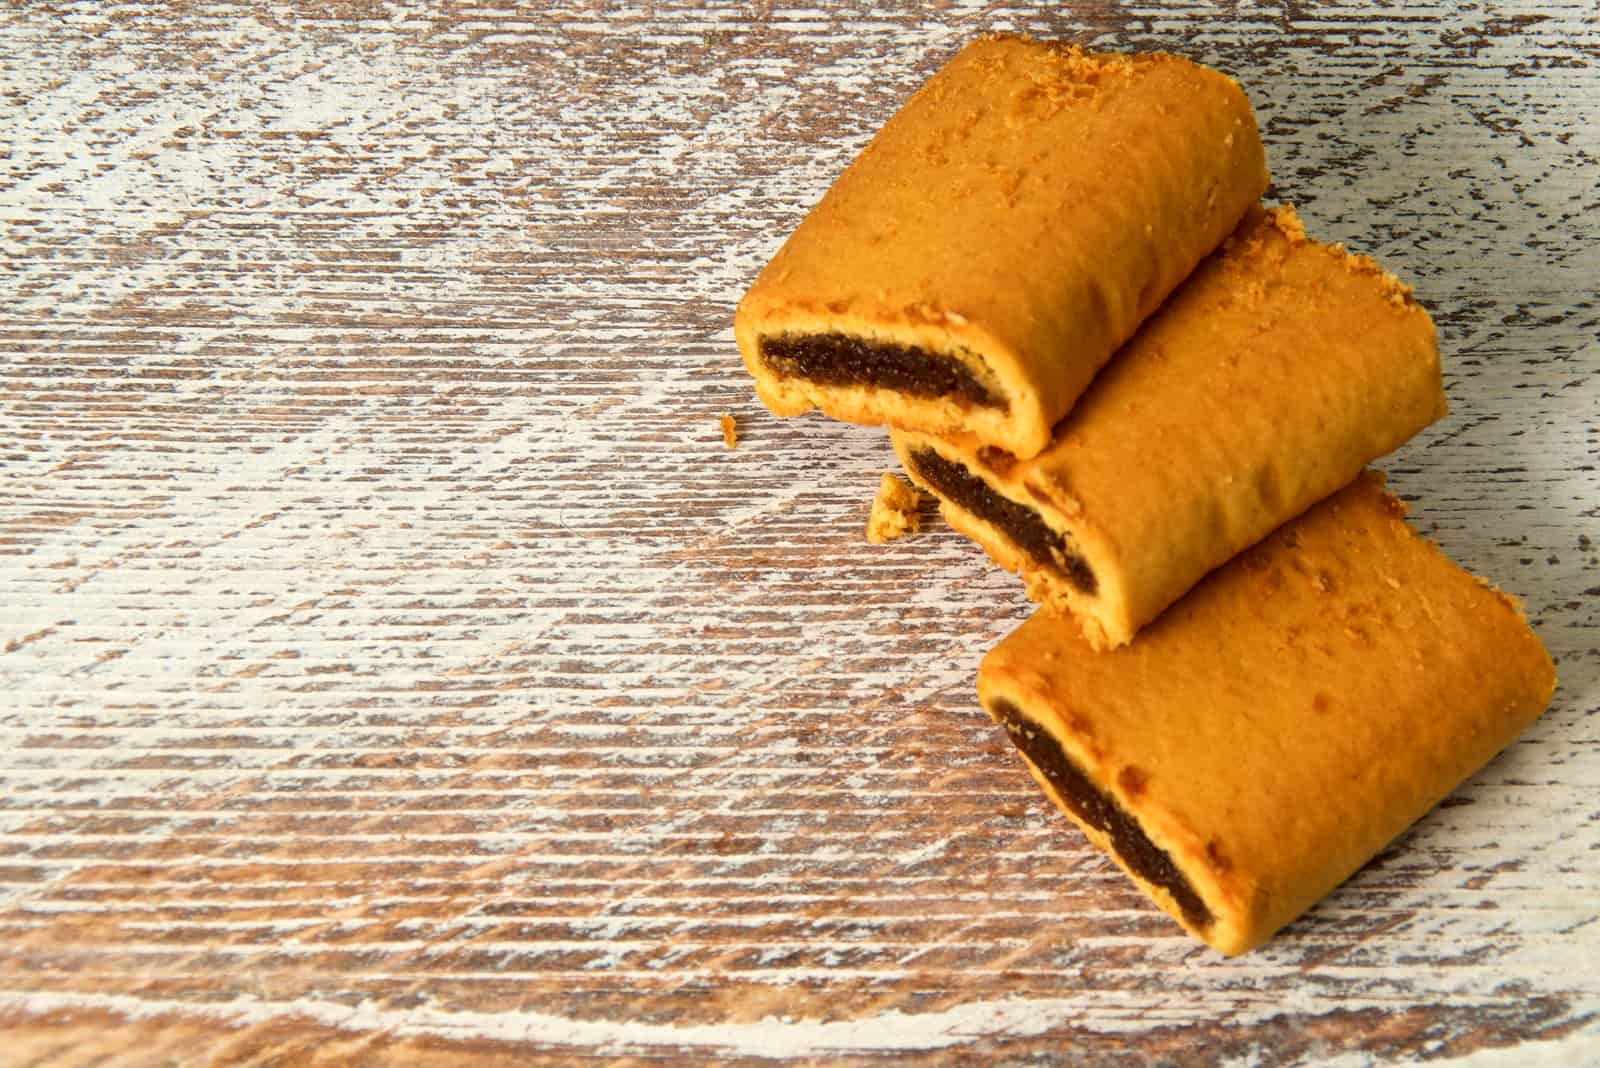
2,2,1597,1064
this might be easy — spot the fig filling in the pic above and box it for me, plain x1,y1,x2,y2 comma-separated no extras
759,333,1004,409
990,698,1214,930
907,447,1097,594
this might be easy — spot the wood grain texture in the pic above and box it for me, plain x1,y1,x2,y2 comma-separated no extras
1,1,1596,1064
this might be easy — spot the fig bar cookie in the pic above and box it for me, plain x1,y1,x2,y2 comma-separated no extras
977,472,1556,956
894,205,1445,649
735,34,1268,459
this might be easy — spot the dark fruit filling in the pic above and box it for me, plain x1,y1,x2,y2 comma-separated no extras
990,697,1213,929
908,448,1096,594
759,333,1004,409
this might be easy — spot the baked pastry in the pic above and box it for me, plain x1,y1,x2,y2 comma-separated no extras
977,472,1556,956
735,33,1268,459
866,472,922,544
894,205,1445,649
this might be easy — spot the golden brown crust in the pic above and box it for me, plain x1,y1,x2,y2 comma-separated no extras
735,34,1269,459
977,472,1556,955
894,204,1446,648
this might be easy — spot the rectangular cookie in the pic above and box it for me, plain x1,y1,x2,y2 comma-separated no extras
977,472,1556,956
894,205,1445,649
735,33,1268,459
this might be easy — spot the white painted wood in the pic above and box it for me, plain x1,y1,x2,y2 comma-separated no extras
1,1,1596,1063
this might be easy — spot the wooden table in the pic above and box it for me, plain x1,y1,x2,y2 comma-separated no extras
3,2,1597,1064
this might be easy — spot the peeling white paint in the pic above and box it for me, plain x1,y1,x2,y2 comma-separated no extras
1,0,1596,1063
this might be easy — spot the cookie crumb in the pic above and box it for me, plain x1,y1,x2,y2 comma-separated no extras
866,472,922,544
1265,202,1307,244
719,413,738,449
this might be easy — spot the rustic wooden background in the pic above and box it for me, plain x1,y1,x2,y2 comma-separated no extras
2,2,1597,1064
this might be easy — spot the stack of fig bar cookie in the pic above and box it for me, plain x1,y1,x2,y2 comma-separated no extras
734,34,1555,955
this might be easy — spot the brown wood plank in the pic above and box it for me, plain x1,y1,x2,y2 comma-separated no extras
2,0,1597,1063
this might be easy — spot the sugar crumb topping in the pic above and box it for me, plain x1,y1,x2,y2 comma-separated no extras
1265,203,1308,245
1258,204,1420,310
975,34,1141,118
1338,249,1419,309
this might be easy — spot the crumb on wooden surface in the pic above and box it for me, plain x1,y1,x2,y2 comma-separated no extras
720,413,738,448
866,472,923,544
